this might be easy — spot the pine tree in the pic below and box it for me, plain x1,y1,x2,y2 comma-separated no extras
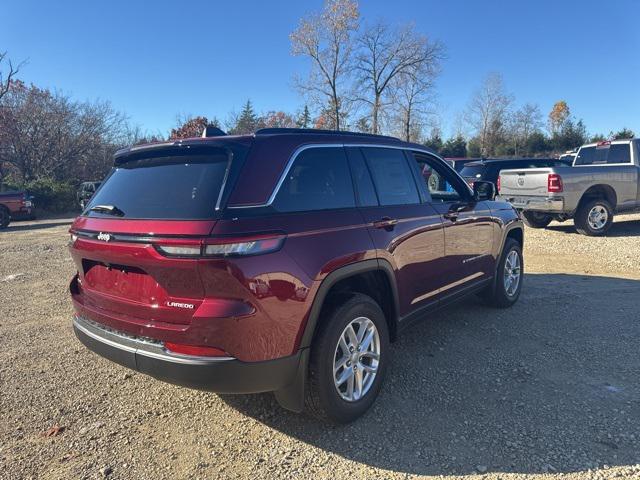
233,100,259,134
297,105,312,129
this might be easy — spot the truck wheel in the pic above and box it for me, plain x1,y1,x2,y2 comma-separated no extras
305,293,389,423
0,206,10,229
521,211,552,229
481,238,523,308
574,199,613,236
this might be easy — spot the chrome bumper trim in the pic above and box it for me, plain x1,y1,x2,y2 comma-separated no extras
73,316,235,365
497,195,564,212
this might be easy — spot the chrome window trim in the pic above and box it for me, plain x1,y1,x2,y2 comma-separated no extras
227,143,460,209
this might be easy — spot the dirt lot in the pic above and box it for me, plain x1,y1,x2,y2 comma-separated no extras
1,215,639,480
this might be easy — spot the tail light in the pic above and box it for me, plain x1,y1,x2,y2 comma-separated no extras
548,174,563,193
496,176,501,193
164,342,228,357
154,234,285,258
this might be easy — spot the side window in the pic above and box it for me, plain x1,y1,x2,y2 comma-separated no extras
345,148,378,207
413,153,469,202
361,147,420,206
607,144,631,164
273,147,355,213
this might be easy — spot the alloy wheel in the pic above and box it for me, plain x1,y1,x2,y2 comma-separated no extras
503,250,521,297
333,316,381,402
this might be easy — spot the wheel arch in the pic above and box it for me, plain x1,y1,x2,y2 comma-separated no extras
275,259,399,413
299,259,400,350
577,184,617,211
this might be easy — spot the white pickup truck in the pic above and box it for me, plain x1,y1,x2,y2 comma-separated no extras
497,139,640,235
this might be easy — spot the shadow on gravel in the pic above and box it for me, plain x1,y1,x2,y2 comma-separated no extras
3,218,74,233
222,273,640,476
545,217,640,237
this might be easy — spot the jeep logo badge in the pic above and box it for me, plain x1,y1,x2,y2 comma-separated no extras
97,232,112,242
517,177,525,186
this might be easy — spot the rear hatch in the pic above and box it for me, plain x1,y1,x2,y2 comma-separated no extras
69,141,249,327
498,168,554,196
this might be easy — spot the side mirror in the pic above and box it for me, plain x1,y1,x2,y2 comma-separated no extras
473,181,495,201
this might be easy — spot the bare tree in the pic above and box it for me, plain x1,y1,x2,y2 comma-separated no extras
355,22,444,134
465,73,513,156
0,81,128,183
0,51,24,102
290,0,359,130
391,62,439,142
510,103,542,155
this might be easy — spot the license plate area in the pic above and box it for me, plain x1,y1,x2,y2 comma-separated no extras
82,260,163,304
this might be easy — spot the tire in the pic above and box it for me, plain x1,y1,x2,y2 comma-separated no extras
574,199,613,236
0,207,10,229
521,211,552,229
482,238,523,308
305,293,390,423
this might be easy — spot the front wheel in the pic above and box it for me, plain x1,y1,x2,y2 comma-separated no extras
574,199,613,236
481,238,523,308
305,293,389,423
521,211,552,229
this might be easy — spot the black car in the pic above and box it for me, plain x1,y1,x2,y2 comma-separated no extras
445,158,479,173
459,158,571,188
77,182,101,210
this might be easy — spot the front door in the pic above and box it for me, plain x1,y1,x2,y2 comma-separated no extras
411,152,495,297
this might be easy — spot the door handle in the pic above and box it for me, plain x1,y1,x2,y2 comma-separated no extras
373,217,398,230
444,203,468,221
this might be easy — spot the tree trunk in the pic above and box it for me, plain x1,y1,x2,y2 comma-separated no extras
372,94,380,134
332,88,340,131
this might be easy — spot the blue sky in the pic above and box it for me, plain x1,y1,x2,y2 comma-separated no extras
2,0,639,138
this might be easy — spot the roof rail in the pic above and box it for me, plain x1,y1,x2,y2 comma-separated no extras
254,128,401,142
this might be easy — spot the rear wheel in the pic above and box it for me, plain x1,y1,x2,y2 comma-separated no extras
521,211,552,229
0,207,10,229
574,199,613,236
305,293,389,423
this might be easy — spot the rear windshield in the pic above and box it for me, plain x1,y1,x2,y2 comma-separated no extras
459,165,486,178
575,144,631,165
85,145,246,220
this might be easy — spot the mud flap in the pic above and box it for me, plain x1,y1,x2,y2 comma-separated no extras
274,348,309,413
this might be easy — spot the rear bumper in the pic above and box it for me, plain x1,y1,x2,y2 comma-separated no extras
73,315,302,394
497,195,565,213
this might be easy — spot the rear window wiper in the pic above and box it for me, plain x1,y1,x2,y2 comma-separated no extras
89,204,125,217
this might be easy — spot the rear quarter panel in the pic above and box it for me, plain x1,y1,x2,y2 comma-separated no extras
566,165,639,211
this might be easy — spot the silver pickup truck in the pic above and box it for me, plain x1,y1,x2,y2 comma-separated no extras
497,138,640,235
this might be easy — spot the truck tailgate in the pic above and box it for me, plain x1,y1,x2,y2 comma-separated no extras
499,168,553,196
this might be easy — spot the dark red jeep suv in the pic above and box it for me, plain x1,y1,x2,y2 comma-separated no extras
69,128,524,423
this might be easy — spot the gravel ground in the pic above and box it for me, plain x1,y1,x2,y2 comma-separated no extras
1,215,639,480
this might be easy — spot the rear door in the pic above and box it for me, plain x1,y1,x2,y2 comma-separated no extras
347,146,445,316
411,152,495,295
